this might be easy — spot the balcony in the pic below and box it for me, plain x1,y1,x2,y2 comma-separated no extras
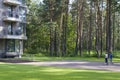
0,26,4,33
3,11,20,22
3,17,20,22
0,26,5,37
0,28,27,40
0,34,27,40
3,0,21,6
6,52,18,56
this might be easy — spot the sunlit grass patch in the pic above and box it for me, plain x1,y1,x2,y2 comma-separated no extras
0,63,120,80
0,62,3,64
21,56,104,62
21,56,120,63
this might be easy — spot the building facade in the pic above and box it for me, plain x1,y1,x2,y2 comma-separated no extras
0,0,27,58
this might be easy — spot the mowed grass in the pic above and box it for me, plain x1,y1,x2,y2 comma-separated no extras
0,63,120,80
21,56,120,62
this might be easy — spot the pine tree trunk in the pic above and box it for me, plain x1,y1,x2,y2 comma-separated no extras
94,0,101,58
112,3,115,51
49,0,54,56
106,0,112,53
75,0,84,56
61,0,69,56
58,10,64,57
88,0,93,56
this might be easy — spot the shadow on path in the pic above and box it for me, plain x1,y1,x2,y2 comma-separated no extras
0,59,36,63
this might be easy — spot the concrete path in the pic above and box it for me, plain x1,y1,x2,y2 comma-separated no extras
17,60,120,72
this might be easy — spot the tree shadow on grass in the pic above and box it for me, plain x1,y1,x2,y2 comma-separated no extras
0,59,36,63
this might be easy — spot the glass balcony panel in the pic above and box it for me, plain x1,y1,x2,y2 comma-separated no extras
19,7,26,22
3,0,21,6
18,0,26,5
1,35,27,40
3,11,20,22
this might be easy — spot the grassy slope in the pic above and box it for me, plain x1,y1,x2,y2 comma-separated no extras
0,63,120,80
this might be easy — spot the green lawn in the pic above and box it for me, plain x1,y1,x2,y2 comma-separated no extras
2,56,120,63
21,56,120,62
0,63,120,80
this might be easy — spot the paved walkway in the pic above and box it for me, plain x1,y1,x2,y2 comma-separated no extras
17,60,120,72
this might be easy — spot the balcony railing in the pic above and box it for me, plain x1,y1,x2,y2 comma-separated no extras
0,26,4,37
0,27,27,40
2,35,27,40
6,52,18,56
0,27,6,38
18,0,26,5
0,33,27,40
3,11,20,22
3,0,21,6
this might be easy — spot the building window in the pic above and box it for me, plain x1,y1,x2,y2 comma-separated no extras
6,40,20,52
15,40,20,53
0,40,5,53
0,20,2,26
17,23,26,35
22,23,26,35
19,0,26,5
7,6,13,17
17,23,23,35
8,23,12,35
7,23,13,35
19,7,26,22
7,40,15,52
